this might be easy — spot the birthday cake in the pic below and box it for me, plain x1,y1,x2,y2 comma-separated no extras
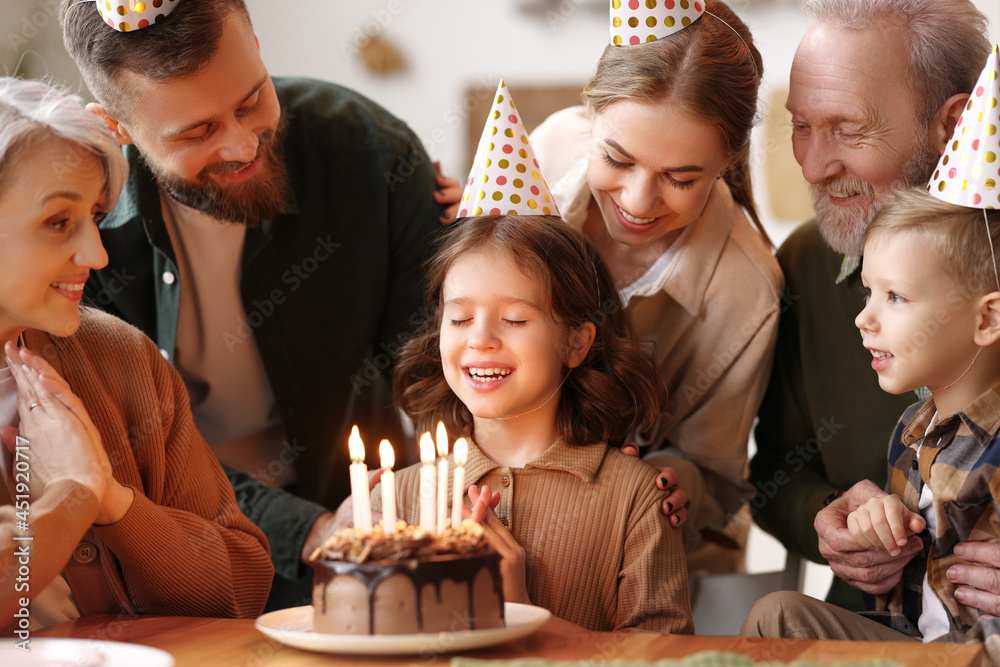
309,520,505,635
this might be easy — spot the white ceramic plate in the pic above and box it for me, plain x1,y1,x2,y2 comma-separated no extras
0,638,174,667
255,601,551,656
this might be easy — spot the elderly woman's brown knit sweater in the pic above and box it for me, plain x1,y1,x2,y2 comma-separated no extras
0,308,272,626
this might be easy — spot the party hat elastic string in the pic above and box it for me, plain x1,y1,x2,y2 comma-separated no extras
985,209,1000,292
923,45,1000,394
607,2,758,81
928,44,1000,295
936,347,983,393
610,0,704,46
703,11,758,82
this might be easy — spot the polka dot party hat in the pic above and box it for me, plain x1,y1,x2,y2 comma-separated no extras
90,0,180,33
928,44,1000,209
458,81,558,219
610,0,705,47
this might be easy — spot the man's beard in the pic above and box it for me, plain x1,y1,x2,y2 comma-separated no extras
812,136,940,256
146,117,290,228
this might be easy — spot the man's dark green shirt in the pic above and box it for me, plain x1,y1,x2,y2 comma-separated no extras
751,221,915,610
84,77,444,579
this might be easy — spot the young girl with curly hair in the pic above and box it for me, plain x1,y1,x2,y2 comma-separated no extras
381,214,692,634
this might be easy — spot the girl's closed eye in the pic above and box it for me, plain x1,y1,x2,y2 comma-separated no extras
503,318,527,327
444,301,475,327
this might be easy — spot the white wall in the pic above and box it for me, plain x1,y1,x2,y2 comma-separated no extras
248,1,801,184
247,0,998,247
248,0,607,177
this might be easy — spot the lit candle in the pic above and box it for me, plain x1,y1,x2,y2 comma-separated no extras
379,440,397,535
348,426,372,534
419,432,436,532
452,437,468,528
436,422,449,533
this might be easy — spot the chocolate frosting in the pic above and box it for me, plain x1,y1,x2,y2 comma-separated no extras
313,551,504,633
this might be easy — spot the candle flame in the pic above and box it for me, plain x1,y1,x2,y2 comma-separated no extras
436,421,449,457
348,425,365,461
419,432,436,463
379,439,394,469
454,437,468,466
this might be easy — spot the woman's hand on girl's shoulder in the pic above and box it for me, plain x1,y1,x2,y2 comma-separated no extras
433,161,462,224
620,442,688,528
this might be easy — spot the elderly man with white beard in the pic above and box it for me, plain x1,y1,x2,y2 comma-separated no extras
749,0,993,614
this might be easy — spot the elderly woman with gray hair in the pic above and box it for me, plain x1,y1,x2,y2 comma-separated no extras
0,77,272,631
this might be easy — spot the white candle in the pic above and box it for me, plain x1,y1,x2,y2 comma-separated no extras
436,422,449,533
379,440,396,535
452,437,468,528
348,425,372,534
419,432,436,532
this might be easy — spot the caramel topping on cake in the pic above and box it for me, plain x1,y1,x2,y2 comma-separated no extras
309,519,488,564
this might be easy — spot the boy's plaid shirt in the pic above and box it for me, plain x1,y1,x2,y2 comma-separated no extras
862,384,1000,642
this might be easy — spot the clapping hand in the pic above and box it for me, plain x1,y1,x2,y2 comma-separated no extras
0,342,132,525
464,483,530,604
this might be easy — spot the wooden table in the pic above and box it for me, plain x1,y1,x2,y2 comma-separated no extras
36,614,984,666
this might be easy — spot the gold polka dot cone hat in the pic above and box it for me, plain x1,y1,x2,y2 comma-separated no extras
458,81,559,218
610,0,705,47
929,44,1000,209
90,0,180,33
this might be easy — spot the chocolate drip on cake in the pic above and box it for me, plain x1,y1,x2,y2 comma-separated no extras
314,552,502,633
309,521,506,635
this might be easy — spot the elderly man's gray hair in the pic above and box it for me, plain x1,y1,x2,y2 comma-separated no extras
801,0,990,128
0,77,127,212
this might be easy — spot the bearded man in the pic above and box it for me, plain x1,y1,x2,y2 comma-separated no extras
59,0,447,608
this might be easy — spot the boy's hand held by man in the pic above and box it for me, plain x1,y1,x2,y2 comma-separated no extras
816,480,923,595
847,493,926,557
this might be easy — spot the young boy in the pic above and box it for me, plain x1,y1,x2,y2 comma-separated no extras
848,186,1000,643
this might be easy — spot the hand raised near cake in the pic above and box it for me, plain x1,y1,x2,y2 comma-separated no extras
620,442,688,527
1,342,133,525
466,484,530,605
306,468,387,563
328,470,385,532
